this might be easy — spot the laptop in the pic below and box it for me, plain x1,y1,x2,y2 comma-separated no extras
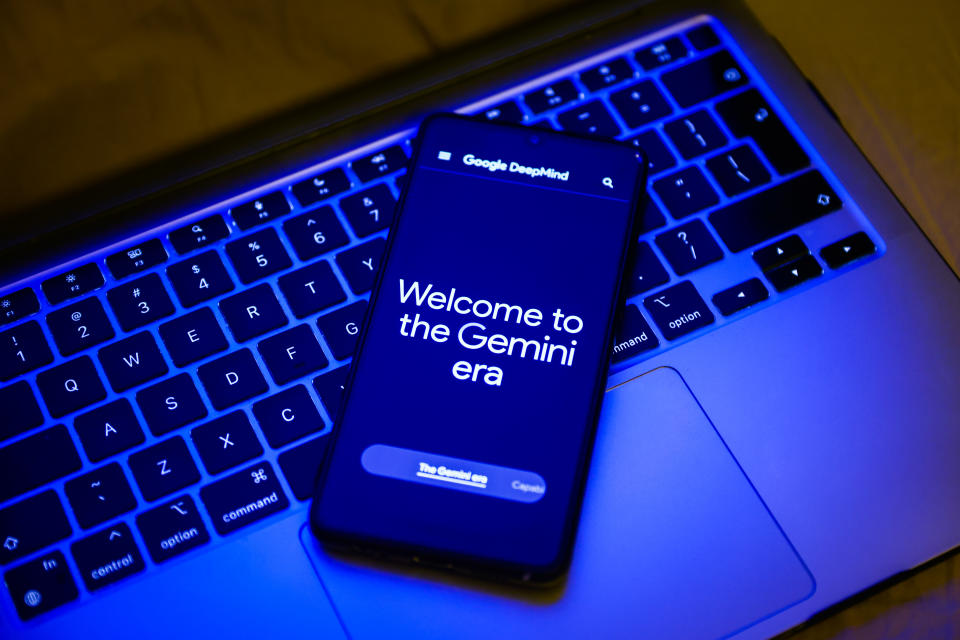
2,0,958,637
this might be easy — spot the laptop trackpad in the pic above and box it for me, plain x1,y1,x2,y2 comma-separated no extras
301,366,814,639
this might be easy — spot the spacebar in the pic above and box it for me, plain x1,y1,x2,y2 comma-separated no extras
708,170,842,252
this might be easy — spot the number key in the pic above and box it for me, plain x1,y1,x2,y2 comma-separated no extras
340,185,395,238
167,251,234,307
107,273,175,331
47,297,115,357
282,206,349,261
0,321,53,381
225,227,292,284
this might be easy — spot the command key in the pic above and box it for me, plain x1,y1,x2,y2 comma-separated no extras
200,462,289,535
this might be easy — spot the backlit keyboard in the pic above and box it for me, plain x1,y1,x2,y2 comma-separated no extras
0,16,881,621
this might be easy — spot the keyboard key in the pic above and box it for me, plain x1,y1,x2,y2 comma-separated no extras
136,495,210,564
42,263,104,305
253,385,324,448
643,281,715,340
75,399,145,462
167,251,234,307
0,321,53,381
168,215,230,254
579,57,635,91
820,232,876,269
197,349,268,410
523,79,579,114
556,100,621,137
159,307,229,367
0,491,71,566
626,242,669,295
336,238,385,294
609,80,672,129
635,36,688,71
712,278,769,316
277,261,346,319
686,24,720,50
292,167,352,207
105,239,168,280
258,325,328,385
766,255,823,292
97,332,168,393
219,283,287,342
37,356,106,418
200,462,289,535
71,523,145,592
128,436,200,501
753,235,809,271
352,145,407,182
655,220,724,275
225,227,292,284
136,373,208,436
715,89,809,175
653,166,719,219
663,110,727,159
661,50,747,108
230,191,291,230
612,305,659,363
0,288,40,325
0,381,44,442
282,206,349,260
638,196,667,236
191,411,263,475
340,184,396,238
278,435,330,500
626,129,676,175
708,170,842,252
4,550,77,620
106,273,175,331
478,101,525,123
705,145,771,197
313,365,349,420
47,297,115,356
0,426,81,502
64,463,137,529
316,301,367,360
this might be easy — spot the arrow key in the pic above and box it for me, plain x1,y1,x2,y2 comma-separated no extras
766,255,823,292
712,278,769,316
752,234,807,271
820,231,876,269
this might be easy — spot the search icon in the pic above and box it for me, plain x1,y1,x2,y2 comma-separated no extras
602,177,614,189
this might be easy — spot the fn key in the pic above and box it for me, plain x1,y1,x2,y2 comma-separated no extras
4,551,78,620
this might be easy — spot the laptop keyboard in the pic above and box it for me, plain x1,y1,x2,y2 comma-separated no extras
0,17,881,621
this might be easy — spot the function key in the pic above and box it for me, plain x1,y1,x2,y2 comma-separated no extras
4,550,77,620
579,57,635,92
352,146,407,182
478,101,525,124
253,385,324,448
200,462,289,535
686,24,720,51
70,523,145,591
316,300,367,360
634,36,688,71
225,227,292,284
753,234,808,271
705,145,771,197
556,100,621,137
128,436,200,501
653,166,719,219
0,426,82,503
278,435,330,500
168,214,230,255
820,232,876,269
36,356,107,418
655,219,724,275
766,255,823,292
105,239,168,280
626,129,676,176
282,206,349,261
219,283,287,342
0,320,53,381
0,491,72,566
258,324,328,386
191,411,263,475
136,495,210,564
609,80,672,129
75,399,145,462
612,304,659,363
47,297,115,357
197,349,268,410
663,110,727,159
340,184,396,238
336,238,385,294
98,332,169,392
292,167,351,207
159,307,228,367
136,374,207,436
643,281,715,340
715,89,809,175
523,79,579,114
42,263,104,305
230,191,291,230
0,381,43,442
64,463,138,529
166,251,234,307
0,288,39,325
661,50,748,109
712,278,769,316
107,273,176,331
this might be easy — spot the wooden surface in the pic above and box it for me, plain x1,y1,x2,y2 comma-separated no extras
1,1,958,637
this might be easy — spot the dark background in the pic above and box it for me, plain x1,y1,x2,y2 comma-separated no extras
1,0,958,636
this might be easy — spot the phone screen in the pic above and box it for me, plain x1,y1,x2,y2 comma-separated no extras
312,114,646,581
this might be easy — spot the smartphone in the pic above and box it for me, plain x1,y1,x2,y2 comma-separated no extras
311,113,647,583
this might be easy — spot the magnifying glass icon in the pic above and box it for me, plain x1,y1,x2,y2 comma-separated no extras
602,177,614,189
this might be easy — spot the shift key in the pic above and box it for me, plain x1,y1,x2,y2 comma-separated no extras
200,462,289,535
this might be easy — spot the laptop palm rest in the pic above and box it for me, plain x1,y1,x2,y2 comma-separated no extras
300,366,814,639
